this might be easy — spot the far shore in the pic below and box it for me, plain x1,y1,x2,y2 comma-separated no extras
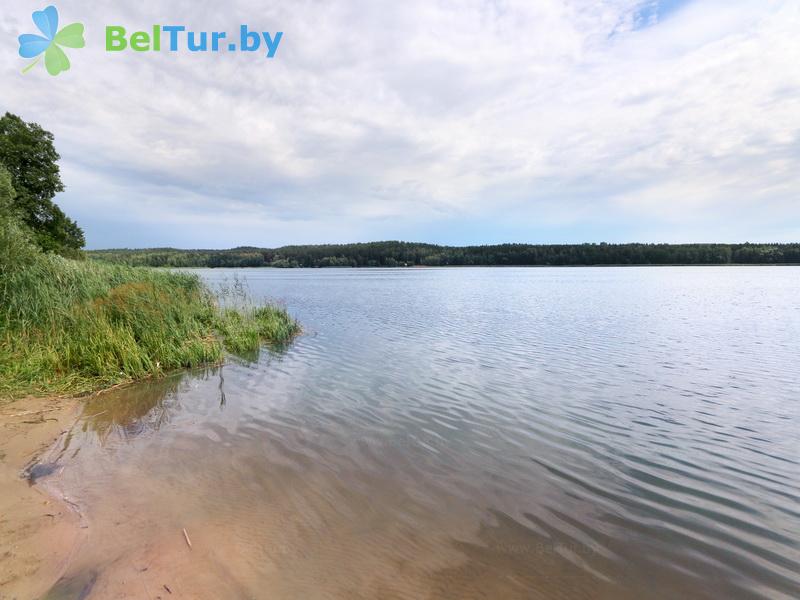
86,241,800,269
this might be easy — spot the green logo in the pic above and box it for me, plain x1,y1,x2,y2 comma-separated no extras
18,6,85,76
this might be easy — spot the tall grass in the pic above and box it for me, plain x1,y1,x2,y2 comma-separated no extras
0,220,300,400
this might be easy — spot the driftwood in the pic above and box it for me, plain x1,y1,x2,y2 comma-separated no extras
182,528,192,549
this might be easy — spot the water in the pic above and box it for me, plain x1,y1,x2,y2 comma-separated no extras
43,267,800,599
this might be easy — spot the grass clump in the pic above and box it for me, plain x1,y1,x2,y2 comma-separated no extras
211,278,300,357
0,220,299,400
213,306,300,357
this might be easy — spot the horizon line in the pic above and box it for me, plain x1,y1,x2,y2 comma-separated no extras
86,240,800,252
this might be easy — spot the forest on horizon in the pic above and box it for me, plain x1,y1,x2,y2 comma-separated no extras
89,242,800,268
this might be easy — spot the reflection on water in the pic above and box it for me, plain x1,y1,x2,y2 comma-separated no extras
39,267,800,599
79,376,184,442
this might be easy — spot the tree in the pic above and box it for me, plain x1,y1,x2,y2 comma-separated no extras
0,112,84,254
0,165,16,220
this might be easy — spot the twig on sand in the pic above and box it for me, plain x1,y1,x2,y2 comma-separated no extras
163,584,173,594
182,527,192,549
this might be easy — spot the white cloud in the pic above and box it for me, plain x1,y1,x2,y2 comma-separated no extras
0,0,798,247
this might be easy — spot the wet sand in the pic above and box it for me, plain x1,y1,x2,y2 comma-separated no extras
0,397,84,600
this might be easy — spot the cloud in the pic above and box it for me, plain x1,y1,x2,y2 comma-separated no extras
0,0,798,248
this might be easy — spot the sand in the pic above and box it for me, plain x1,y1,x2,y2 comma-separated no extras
0,396,84,600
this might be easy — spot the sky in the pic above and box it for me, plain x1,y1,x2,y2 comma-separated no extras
1,0,799,249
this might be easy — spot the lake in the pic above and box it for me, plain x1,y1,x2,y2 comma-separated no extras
43,267,800,599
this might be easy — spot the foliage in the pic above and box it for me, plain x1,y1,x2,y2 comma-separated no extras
90,241,800,268
0,112,85,256
0,165,17,220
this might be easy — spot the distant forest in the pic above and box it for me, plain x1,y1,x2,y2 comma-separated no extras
89,242,800,268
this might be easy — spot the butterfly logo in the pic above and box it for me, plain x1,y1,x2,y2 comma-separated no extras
18,6,85,76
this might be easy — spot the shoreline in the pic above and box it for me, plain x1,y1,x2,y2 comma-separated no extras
0,395,86,599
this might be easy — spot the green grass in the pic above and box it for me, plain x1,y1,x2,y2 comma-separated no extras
0,219,300,400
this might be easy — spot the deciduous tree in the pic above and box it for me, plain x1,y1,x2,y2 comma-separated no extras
0,112,84,255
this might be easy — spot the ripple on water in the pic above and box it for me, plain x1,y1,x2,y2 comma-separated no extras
40,267,800,600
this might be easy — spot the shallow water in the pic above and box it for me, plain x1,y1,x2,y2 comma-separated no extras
43,267,800,599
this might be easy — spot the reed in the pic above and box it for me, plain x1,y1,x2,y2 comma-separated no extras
0,220,299,400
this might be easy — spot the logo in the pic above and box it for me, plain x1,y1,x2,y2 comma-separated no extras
16,6,282,76
18,6,85,76
104,26,283,58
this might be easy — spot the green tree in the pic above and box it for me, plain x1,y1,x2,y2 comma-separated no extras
0,112,84,254
0,165,16,220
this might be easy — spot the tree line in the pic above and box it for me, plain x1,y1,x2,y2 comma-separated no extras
89,241,800,268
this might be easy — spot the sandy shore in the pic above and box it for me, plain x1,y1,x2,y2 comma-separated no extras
0,396,85,600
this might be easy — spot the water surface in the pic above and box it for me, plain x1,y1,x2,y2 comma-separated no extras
45,267,800,599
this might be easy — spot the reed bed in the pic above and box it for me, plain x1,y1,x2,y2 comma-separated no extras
0,220,299,400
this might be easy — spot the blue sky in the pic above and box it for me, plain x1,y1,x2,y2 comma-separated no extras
1,0,798,249
632,0,692,29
